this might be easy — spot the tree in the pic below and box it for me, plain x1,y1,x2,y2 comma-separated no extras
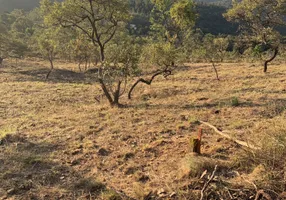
41,0,135,107
34,27,64,79
67,32,100,72
0,10,30,61
224,0,286,72
127,0,196,99
150,0,197,42
203,34,230,80
128,41,179,99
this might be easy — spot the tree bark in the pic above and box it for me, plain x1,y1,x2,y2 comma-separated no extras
264,47,278,73
46,55,54,80
99,44,105,62
211,61,220,81
96,44,118,107
112,81,122,107
78,63,82,72
128,68,171,99
99,78,114,106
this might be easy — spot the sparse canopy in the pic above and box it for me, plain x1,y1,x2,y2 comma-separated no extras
40,0,136,106
150,0,197,41
224,0,286,72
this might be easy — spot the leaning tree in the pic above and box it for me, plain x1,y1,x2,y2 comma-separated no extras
224,0,286,72
127,0,196,99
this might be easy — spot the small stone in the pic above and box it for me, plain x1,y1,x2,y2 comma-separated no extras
71,149,82,155
70,159,80,166
124,167,137,175
98,148,109,156
157,188,167,198
60,176,65,180
170,192,176,198
138,175,150,183
180,115,188,121
78,135,85,141
25,174,33,179
214,110,220,114
124,152,134,161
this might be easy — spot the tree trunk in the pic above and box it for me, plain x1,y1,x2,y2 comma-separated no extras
99,78,114,105
264,47,278,73
78,63,82,72
85,59,88,71
211,61,220,81
46,56,54,80
0,57,3,65
97,44,114,106
99,45,105,62
97,44,123,107
112,81,122,107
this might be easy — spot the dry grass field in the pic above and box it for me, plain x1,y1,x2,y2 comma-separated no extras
0,59,286,199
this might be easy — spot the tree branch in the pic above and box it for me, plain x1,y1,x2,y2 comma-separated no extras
128,68,172,99
200,165,218,200
199,121,260,150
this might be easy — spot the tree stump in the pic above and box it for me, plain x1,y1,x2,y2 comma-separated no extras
190,128,203,154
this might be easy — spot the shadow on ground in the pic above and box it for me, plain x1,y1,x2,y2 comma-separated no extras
1,63,99,84
0,133,130,199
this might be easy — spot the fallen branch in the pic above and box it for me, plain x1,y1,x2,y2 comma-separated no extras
200,165,218,200
199,121,260,150
128,66,172,99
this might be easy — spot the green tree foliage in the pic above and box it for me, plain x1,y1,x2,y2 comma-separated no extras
224,0,286,72
0,9,36,59
40,0,138,106
170,0,196,29
127,0,196,100
150,0,197,41
34,26,68,79
129,0,153,14
67,33,99,72
203,34,230,80
128,41,180,99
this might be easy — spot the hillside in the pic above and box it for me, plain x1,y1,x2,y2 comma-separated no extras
1,59,286,199
195,0,232,7
0,0,40,13
196,4,238,35
0,0,232,13
0,0,236,35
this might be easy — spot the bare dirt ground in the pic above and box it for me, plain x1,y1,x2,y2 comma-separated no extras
0,59,285,199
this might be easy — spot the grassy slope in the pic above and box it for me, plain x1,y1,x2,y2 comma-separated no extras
0,59,286,199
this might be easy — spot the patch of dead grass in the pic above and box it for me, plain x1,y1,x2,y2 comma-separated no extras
0,60,286,198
